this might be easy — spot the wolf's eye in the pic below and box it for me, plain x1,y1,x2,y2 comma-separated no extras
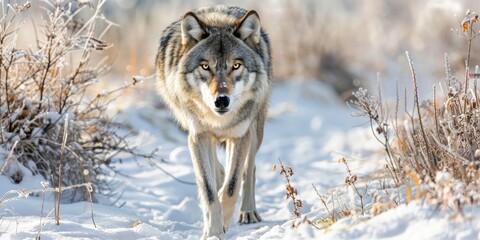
201,64,209,70
232,63,241,70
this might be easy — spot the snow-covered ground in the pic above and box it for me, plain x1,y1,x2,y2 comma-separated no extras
1,81,479,239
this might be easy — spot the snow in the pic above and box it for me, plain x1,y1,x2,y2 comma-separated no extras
1,81,479,239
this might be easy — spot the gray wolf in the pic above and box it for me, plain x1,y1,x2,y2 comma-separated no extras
155,5,271,239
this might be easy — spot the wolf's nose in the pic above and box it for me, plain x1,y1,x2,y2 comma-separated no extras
215,95,230,109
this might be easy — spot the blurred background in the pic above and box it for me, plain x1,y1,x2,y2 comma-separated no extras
96,0,480,104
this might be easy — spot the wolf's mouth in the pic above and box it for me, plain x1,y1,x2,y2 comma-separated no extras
215,109,229,115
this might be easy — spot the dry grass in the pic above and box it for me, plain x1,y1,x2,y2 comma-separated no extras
349,9,480,213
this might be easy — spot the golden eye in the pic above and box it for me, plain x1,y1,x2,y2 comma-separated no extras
232,63,241,70
201,64,209,70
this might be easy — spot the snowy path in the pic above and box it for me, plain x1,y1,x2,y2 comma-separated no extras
112,81,381,239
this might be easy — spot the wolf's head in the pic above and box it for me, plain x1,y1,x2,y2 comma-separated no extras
179,9,267,116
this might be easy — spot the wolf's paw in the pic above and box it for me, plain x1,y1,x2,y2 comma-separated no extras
203,229,225,240
238,210,262,225
204,233,225,240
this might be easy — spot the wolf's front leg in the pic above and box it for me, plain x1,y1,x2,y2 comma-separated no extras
218,131,252,229
239,161,261,224
240,121,263,224
188,133,225,239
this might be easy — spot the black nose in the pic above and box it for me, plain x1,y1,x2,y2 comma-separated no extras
214,95,230,109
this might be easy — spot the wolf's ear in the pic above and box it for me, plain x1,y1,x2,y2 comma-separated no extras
181,12,206,45
236,10,261,45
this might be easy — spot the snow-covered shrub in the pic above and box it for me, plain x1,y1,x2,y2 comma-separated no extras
0,0,132,202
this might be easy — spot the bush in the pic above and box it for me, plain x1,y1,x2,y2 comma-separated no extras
0,0,132,202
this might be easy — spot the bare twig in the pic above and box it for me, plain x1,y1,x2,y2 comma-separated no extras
55,113,69,225
461,10,479,112
405,51,434,173
340,157,368,215
349,88,400,184
275,158,303,219
0,141,18,175
36,181,49,240
312,184,336,222
433,86,440,137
